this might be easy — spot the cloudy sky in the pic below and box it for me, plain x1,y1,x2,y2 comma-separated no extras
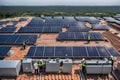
0,0,120,6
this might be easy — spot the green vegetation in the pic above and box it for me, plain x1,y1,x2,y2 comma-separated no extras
0,6,120,19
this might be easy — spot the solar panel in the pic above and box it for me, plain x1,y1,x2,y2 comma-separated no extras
26,46,120,58
116,18,120,21
68,26,90,32
0,46,11,58
0,34,37,45
26,17,64,27
57,32,104,41
12,22,18,27
5,35,19,44
0,21,9,26
22,17,92,32
73,47,88,57
114,14,120,18
103,17,118,23
17,27,61,33
96,46,110,57
34,47,44,57
49,46,73,57
0,35,10,43
26,46,36,57
55,47,67,57
75,32,84,40
92,24,109,30
19,18,28,21
87,47,99,57
105,46,120,57
75,16,99,24
15,35,37,44
0,27,16,33
44,47,54,57
18,27,43,33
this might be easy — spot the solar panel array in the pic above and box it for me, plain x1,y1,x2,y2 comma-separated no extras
12,22,18,27
67,22,90,32
27,17,77,27
103,17,117,22
57,32,104,41
0,20,9,26
17,17,64,33
0,34,37,45
92,24,109,30
26,46,120,58
63,17,78,26
18,17,91,33
0,27,16,33
0,46,11,58
19,18,28,21
27,17,64,27
114,14,120,18
104,17,120,25
18,27,62,33
75,17,99,24
116,18,120,21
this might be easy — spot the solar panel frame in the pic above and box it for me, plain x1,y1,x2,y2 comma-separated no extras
92,24,109,30
0,34,37,45
0,35,9,43
5,35,19,44
55,46,67,57
26,46,36,57
54,46,72,57
72,46,88,57
105,46,120,57
44,47,55,57
96,46,110,57
25,46,120,58
57,32,105,41
0,27,16,33
87,46,100,57
75,32,84,40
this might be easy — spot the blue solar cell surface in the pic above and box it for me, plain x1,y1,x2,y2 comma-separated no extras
44,47,54,57
19,18,28,21
0,46,11,58
68,22,90,32
0,21,9,26
96,46,110,57
87,47,99,57
35,47,44,57
19,27,43,33
0,35,10,43
105,47,120,57
92,24,109,30
5,35,19,43
58,32,104,41
26,46,120,58
55,47,72,57
73,47,88,57
26,47,36,57
75,32,84,40
55,47,67,57
18,27,61,33
17,17,93,33
0,35,37,45
75,17,99,24
0,27,16,33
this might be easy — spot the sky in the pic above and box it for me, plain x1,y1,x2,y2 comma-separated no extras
0,0,120,6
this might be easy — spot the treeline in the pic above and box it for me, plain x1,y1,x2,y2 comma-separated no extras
0,6,120,19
